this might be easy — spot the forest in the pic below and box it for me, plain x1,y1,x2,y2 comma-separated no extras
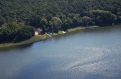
0,0,121,43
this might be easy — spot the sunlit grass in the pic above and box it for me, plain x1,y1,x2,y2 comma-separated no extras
68,27,86,32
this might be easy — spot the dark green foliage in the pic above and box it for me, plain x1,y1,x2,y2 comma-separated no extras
0,0,120,26
13,25,34,42
0,22,34,43
49,17,62,32
117,8,121,23
90,10,117,25
0,0,121,43
40,18,48,33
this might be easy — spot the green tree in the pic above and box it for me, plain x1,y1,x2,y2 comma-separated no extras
0,16,6,26
117,8,121,23
40,18,48,33
90,10,116,25
49,17,62,32
82,16,92,27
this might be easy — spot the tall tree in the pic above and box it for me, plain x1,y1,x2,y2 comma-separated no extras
117,8,121,23
40,18,48,33
49,17,62,32
82,16,92,27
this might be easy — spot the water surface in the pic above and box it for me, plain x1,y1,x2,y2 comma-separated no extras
0,26,121,79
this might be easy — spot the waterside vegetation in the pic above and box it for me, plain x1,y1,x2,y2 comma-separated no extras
0,26,99,48
0,0,121,47
0,35,47,48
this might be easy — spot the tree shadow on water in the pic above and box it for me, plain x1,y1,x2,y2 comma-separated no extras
0,43,33,52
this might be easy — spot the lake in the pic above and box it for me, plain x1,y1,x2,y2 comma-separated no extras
0,25,121,79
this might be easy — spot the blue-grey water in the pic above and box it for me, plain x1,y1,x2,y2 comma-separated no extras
0,26,121,79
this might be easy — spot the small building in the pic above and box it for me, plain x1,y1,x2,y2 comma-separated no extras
34,28,42,35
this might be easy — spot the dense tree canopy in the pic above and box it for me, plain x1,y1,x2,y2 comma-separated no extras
0,0,121,43
90,10,117,25
0,0,121,26
0,22,34,43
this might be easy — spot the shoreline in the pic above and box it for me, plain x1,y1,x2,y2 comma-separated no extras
0,35,47,48
0,25,107,48
52,26,99,36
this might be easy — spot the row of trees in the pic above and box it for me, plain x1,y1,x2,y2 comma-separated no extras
0,0,121,26
0,9,117,43
38,10,117,33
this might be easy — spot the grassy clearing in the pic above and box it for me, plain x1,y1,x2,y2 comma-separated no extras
68,26,99,32
68,27,86,32
52,31,65,36
58,31,64,34
52,26,99,36
52,33,58,36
